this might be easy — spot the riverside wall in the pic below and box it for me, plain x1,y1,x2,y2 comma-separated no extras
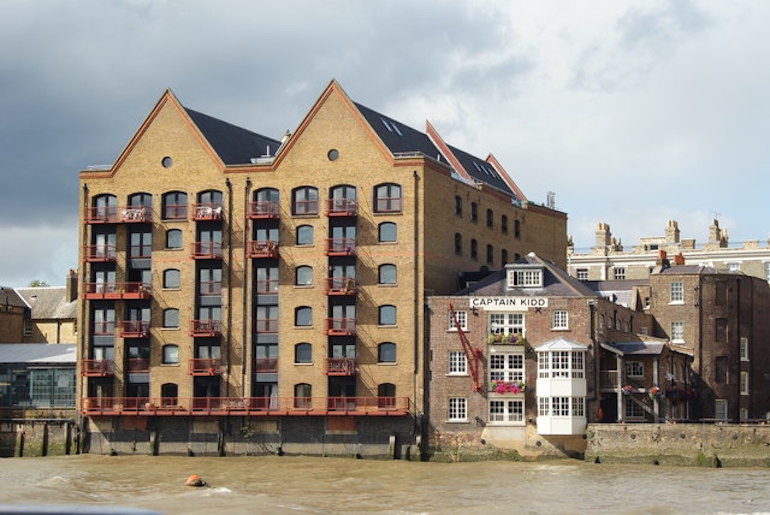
585,423,770,467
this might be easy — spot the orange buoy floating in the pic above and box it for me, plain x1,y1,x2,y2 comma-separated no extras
185,474,207,487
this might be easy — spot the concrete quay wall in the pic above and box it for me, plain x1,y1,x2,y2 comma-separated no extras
586,423,770,467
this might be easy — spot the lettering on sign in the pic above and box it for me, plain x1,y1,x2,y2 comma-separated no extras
470,297,549,311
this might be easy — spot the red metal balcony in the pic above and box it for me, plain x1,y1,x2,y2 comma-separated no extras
255,279,279,294
84,206,152,224
326,277,356,296
255,357,278,373
83,282,151,300
189,319,222,337
374,197,402,213
126,358,150,373
188,358,222,376
325,357,357,376
80,396,411,416
92,321,115,336
80,359,114,376
254,319,279,333
191,203,223,221
162,204,187,220
246,240,279,259
248,200,280,219
119,320,150,338
191,241,223,259
326,317,356,336
199,281,222,296
327,198,357,217
325,237,356,256
83,244,116,262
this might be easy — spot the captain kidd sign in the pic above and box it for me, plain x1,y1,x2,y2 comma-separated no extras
470,296,548,311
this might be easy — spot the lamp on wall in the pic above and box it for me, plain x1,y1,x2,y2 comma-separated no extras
471,306,478,316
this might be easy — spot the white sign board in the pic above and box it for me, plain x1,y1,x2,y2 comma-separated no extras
470,296,549,311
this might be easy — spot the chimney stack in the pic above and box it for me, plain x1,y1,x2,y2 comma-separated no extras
656,250,670,269
66,269,78,302
673,253,685,266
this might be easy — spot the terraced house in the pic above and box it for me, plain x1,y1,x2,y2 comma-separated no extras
76,80,567,456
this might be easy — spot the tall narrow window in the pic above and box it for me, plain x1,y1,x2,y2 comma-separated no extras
486,244,494,265
514,220,521,239
501,249,508,265
670,281,684,303
486,209,494,228
470,239,478,260
501,215,508,234
448,351,467,375
454,233,462,255
454,196,462,216
470,203,478,222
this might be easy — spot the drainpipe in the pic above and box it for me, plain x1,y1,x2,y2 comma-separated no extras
412,170,420,417
243,178,252,397
79,184,89,423
225,178,233,397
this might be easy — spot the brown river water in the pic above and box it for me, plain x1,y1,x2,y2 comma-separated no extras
0,455,768,514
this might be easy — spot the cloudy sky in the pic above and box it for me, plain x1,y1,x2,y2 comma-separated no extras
1,0,768,286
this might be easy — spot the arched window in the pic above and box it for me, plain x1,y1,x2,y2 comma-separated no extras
295,266,313,286
162,345,179,364
161,383,178,406
454,233,462,255
163,309,179,328
197,190,223,205
295,343,312,364
292,186,319,215
329,185,356,215
296,225,314,245
486,209,494,228
514,219,521,239
378,264,397,285
471,202,478,222
378,342,396,363
470,239,478,260
294,383,312,409
379,305,397,325
295,306,312,327
252,188,279,217
378,222,397,243
128,192,152,208
162,191,187,220
486,244,494,265
374,183,402,213
454,196,462,216
163,269,180,289
501,215,509,234
166,229,182,249
378,383,396,408
90,194,117,222
195,190,223,220
501,248,509,265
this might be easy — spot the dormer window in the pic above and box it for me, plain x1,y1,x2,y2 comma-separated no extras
506,267,543,289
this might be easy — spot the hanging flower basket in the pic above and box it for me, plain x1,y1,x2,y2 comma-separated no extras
489,380,526,394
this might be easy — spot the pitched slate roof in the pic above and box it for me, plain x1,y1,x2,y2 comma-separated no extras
15,287,76,320
185,108,282,165
446,143,517,198
0,287,28,309
0,344,76,364
602,341,664,356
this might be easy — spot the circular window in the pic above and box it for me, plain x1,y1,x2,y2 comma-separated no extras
327,149,339,161
161,156,173,168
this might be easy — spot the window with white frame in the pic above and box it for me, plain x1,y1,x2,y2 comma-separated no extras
489,399,523,424
448,310,467,331
625,398,645,419
576,269,588,280
507,268,543,288
551,310,568,330
448,397,467,422
537,397,584,417
740,337,749,361
670,321,684,343
670,281,684,303
448,351,467,375
489,313,524,335
538,351,585,379
613,267,626,280
740,371,749,395
727,262,740,272
715,399,728,420
626,361,644,377
489,353,524,383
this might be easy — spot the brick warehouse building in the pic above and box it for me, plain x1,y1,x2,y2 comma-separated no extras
425,254,696,459
76,81,567,456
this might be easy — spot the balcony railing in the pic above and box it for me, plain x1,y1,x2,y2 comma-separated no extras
374,197,402,213
189,320,222,337
326,317,356,336
191,203,223,221
81,396,411,416
84,206,152,224
327,198,357,217
83,244,116,262
255,279,279,294
80,359,115,376
83,282,151,300
162,204,188,220
255,357,278,373
126,358,150,373
601,370,620,388
325,357,357,376
191,241,223,259
325,237,356,256
199,281,222,296
92,321,115,335
254,319,279,333
246,240,279,259
247,200,280,219
326,277,356,296
119,320,150,338
188,358,222,376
